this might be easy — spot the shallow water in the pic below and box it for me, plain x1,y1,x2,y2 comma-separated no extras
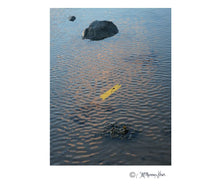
50,8,171,165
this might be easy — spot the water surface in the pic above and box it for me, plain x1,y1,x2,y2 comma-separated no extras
50,8,171,165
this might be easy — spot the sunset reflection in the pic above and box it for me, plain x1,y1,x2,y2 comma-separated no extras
51,8,171,165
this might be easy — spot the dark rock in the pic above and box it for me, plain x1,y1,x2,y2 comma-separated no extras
82,20,119,41
69,16,76,22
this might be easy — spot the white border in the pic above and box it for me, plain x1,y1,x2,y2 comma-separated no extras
0,0,220,184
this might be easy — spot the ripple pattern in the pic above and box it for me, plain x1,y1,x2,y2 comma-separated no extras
50,8,171,165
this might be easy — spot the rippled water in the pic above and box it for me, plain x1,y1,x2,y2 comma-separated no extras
50,8,171,165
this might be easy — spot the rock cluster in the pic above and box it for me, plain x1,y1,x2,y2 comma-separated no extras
101,122,140,140
67,16,119,41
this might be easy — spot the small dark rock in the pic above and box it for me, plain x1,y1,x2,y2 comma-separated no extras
82,20,119,41
69,16,76,22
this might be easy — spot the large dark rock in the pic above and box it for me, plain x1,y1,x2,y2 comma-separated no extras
82,20,119,41
69,16,76,22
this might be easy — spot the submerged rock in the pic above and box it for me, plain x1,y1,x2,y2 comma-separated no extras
82,20,119,41
69,16,76,22
101,122,140,140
